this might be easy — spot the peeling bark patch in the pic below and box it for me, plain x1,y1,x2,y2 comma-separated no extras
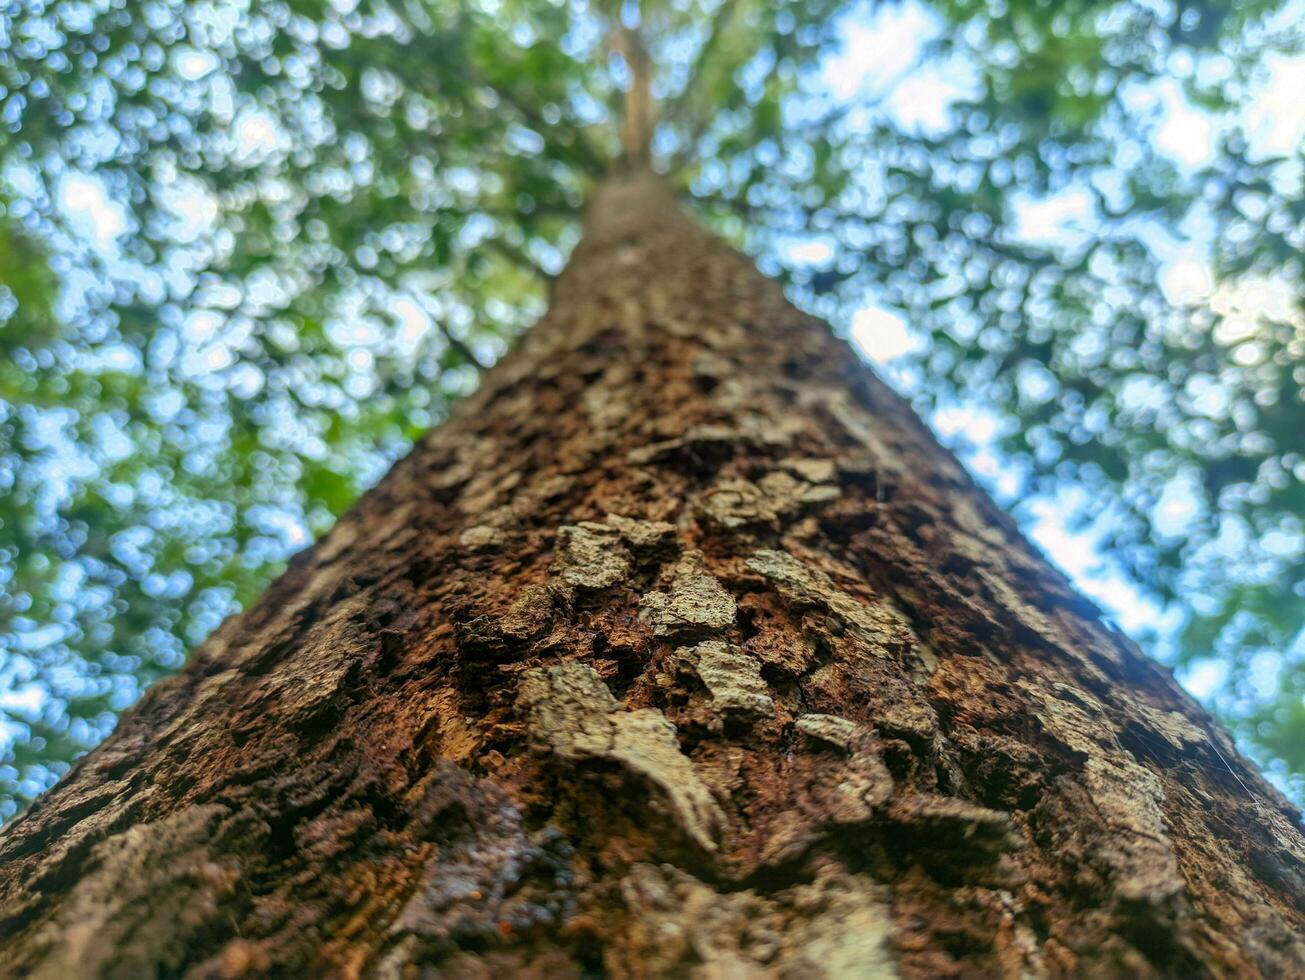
783,456,837,485
499,584,555,642
796,717,895,823
453,585,556,659
552,523,631,591
698,477,773,530
517,663,724,852
795,713,860,752
1116,694,1208,755
607,860,896,977
627,412,803,467
602,512,678,561
626,423,741,466
747,549,913,659
781,866,898,978
887,794,1018,859
1023,683,1186,906
697,467,839,530
824,763,895,826
1081,756,1185,906
678,640,773,718
459,524,505,551
639,550,736,639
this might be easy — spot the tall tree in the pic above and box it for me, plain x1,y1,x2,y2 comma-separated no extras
3,0,1304,817
1,40,1303,967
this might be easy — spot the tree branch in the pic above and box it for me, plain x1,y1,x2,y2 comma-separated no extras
661,0,735,151
476,74,610,178
482,236,556,285
435,319,489,372
615,25,656,169
663,2,741,173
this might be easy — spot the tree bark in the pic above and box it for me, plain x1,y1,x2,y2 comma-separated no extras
0,172,1301,978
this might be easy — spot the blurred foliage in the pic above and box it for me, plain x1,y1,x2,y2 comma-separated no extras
0,0,1302,816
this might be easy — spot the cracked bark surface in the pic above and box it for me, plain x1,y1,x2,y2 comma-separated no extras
0,172,1302,977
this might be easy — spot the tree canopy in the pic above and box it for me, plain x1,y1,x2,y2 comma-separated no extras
1,0,1302,817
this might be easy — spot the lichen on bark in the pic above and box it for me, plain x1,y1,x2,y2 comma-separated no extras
677,640,773,719
518,663,724,853
639,549,737,640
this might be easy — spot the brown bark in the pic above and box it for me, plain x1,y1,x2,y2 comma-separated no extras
0,172,1302,977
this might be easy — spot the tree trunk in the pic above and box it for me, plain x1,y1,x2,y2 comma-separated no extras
0,172,1301,978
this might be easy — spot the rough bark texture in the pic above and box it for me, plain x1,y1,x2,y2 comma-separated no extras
0,173,1302,977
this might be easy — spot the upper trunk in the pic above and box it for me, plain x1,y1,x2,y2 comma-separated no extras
0,173,1301,978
